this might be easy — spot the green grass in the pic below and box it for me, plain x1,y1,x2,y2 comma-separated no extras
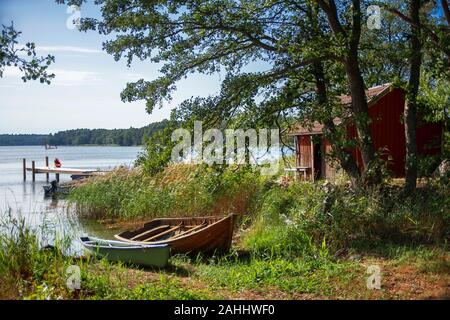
169,243,449,298
79,263,212,300
0,211,448,299
369,244,450,275
0,213,215,300
70,163,449,259
70,164,263,219
243,181,449,257
181,255,358,296
62,163,450,299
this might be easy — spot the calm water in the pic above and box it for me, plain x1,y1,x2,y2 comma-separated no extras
0,146,142,253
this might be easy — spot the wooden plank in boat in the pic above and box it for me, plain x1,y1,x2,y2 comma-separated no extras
130,225,170,241
169,222,207,240
142,225,181,242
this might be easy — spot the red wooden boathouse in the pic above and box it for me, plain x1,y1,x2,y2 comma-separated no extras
288,84,442,180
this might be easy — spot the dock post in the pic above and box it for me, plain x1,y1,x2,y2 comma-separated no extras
23,158,26,181
45,156,49,181
56,173,60,183
31,161,36,182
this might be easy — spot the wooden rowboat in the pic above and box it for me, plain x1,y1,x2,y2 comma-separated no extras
114,214,238,254
80,236,170,268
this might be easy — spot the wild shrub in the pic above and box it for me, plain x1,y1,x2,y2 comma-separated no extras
71,162,449,258
244,182,449,257
70,164,263,219
0,214,74,299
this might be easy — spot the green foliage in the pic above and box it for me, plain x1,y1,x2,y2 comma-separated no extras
71,159,449,261
47,121,169,146
54,0,448,188
0,216,40,280
53,0,449,188
172,243,449,296
194,256,352,294
0,134,48,146
418,71,450,123
55,0,408,118
0,214,74,299
70,164,262,219
136,122,178,175
243,183,323,259
0,213,211,300
79,260,208,299
118,277,209,300
0,23,55,83
244,181,450,256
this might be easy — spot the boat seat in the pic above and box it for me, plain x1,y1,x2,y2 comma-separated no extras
142,225,181,242
130,225,170,241
169,222,208,240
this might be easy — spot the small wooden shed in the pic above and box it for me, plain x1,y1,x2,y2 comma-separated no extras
288,84,443,180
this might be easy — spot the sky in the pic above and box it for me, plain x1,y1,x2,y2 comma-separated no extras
0,0,223,134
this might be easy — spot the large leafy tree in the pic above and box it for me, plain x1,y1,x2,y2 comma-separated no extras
56,0,377,183
386,0,450,61
56,0,446,186
382,0,450,193
0,23,55,83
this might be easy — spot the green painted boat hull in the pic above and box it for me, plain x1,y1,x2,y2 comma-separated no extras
80,237,170,268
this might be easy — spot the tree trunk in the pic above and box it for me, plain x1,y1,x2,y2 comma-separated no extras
404,0,423,194
312,62,361,185
344,57,378,179
317,0,380,184
441,0,450,26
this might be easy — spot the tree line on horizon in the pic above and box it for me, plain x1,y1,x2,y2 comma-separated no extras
0,120,169,146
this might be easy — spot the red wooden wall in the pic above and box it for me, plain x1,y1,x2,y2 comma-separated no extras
297,135,312,167
349,88,442,177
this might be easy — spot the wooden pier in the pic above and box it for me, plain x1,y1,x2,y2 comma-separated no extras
23,157,108,182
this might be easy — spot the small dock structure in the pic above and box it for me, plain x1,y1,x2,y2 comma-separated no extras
23,157,108,182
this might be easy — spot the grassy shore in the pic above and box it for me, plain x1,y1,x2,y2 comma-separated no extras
0,217,448,299
1,164,449,299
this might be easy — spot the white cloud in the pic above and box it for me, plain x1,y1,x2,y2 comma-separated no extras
2,67,23,78
2,66,102,86
50,69,102,86
17,44,103,55
36,46,103,54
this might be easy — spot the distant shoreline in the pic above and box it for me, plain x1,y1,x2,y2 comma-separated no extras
0,120,168,147
0,144,143,147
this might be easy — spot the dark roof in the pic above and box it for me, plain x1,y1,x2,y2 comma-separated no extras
338,83,393,107
289,120,340,136
289,83,395,136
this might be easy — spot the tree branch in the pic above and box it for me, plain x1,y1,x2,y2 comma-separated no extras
315,0,347,36
386,6,450,58
349,0,361,56
441,0,450,26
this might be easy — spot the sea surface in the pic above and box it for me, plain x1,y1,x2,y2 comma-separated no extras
0,145,142,253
